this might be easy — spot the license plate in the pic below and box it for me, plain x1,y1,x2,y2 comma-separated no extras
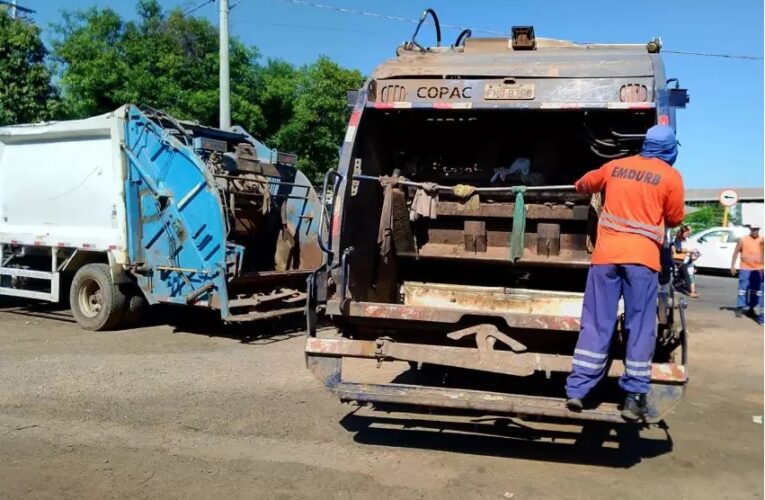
484,83,535,100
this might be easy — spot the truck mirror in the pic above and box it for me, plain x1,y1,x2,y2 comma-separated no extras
347,90,359,109
669,88,690,108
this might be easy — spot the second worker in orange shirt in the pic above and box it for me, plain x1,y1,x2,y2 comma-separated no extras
565,124,685,421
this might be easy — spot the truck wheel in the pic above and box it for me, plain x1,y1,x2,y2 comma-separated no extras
121,286,148,326
69,264,128,331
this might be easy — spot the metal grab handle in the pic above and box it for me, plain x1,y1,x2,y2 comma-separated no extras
409,8,442,52
678,297,689,379
352,174,575,193
317,169,344,257
453,29,472,48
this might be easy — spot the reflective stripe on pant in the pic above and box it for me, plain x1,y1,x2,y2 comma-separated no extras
565,264,658,399
737,269,764,320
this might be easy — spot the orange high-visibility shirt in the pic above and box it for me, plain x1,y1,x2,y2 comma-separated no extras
576,155,685,271
739,235,764,270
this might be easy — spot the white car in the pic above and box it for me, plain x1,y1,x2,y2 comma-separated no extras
686,226,750,271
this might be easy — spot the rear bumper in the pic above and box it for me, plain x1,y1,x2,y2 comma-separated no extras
331,381,684,424
310,282,687,424
306,336,687,424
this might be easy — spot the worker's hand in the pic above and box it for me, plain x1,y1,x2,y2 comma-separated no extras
730,267,737,276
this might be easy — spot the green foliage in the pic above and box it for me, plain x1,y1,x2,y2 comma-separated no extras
685,204,725,232
256,59,300,142
1,0,363,183
51,0,264,132
0,7,58,125
274,57,363,182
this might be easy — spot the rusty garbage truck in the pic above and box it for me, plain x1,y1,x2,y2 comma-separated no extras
306,14,690,424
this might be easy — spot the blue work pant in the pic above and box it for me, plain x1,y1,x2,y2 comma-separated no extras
737,269,763,321
566,264,658,399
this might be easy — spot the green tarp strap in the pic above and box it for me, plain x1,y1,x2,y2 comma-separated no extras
510,186,527,262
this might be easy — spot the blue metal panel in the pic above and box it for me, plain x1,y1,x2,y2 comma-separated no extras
122,105,231,316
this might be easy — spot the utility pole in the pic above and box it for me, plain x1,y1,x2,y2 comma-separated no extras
219,0,231,130
0,0,36,19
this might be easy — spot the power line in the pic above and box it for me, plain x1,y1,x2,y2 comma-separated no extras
183,0,216,16
663,49,762,60
231,20,382,35
275,0,763,61
275,0,505,36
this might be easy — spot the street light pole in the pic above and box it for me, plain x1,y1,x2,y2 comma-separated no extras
0,0,36,19
219,0,231,130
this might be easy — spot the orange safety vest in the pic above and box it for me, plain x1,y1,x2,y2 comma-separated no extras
575,155,685,271
739,235,764,270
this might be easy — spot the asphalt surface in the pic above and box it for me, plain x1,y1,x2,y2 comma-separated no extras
0,274,762,499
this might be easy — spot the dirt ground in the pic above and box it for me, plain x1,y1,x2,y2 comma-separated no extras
0,275,762,499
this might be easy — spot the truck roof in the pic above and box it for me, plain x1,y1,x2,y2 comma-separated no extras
372,37,659,79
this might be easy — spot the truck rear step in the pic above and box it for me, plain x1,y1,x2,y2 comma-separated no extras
334,382,630,423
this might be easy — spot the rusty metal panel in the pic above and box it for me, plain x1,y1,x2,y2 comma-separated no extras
371,77,656,107
390,188,416,255
403,282,584,317
332,382,679,424
413,246,592,267
306,337,377,358
436,201,588,220
463,220,487,253
537,223,561,256
346,301,583,331
373,50,655,80
305,337,687,384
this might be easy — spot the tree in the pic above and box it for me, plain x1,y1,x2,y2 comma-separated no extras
255,59,300,142
52,0,263,132
685,205,727,232
274,56,363,182
51,1,364,183
0,7,58,125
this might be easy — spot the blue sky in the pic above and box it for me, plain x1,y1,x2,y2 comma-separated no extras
28,0,765,189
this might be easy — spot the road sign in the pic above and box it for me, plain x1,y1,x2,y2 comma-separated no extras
719,188,739,207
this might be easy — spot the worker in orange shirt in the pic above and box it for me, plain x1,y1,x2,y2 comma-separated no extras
731,224,764,324
565,124,685,422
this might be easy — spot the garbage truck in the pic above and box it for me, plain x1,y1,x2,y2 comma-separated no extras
0,105,324,330
305,13,690,423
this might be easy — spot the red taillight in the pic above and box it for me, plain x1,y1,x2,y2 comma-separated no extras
619,84,648,103
331,201,343,241
348,110,361,127
658,114,670,125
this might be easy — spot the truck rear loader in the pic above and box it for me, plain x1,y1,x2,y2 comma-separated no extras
305,14,690,424
0,105,324,330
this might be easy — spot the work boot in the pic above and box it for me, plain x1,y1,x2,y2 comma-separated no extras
621,393,648,422
735,308,744,318
566,398,583,412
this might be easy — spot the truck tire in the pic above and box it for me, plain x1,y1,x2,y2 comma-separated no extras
69,263,128,331
121,286,148,326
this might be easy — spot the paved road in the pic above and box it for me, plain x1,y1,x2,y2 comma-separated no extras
695,273,740,310
0,279,762,499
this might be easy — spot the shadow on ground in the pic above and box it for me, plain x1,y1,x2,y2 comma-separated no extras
0,297,306,345
0,297,77,324
340,407,673,468
153,305,307,344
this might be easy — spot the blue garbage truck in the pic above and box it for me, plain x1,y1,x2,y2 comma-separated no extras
0,105,324,330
